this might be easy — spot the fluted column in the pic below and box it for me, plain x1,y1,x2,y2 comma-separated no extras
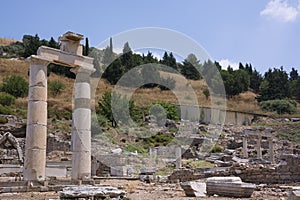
71,67,93,180
24,57,49,181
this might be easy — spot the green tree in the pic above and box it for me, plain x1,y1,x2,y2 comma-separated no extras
161,51,177,71
143,51,158,64
22,34,40,58
102,58,124,85
203,88,210,100
121,42,133,71
259,67,290,101
0,93,16,106
249,69,263,92
150,102,179,121
141,63,160,88
48,37,59,49
295,79,300,100
83,37,89,56
98,92,135,127
48,80,66,97
0,75,28,98
180,53,201,80
290,67,299,81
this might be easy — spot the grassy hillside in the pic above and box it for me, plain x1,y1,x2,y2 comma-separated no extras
0,58,299,116
0,38,20,46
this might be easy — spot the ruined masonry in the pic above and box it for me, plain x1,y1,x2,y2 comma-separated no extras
24,32,94,181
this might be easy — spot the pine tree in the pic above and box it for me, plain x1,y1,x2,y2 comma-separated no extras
83,37,89,56
180,54,201,80
109,37,113,54
48,37,59,49
290,67,299,81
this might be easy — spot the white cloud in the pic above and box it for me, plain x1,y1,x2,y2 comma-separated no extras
219,59,239,70
260,0,299,22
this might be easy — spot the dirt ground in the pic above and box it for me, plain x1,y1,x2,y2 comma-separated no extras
0,179,293,200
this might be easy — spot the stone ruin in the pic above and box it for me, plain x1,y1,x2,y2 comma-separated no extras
0,132,23,165
24,31,94,181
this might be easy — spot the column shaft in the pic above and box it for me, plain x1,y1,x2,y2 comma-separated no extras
175,147,182,169
72,69,92,180
242,137,248,158
257,135,262,159
24,57,48,181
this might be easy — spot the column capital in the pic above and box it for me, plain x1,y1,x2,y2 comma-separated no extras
27,55,50,66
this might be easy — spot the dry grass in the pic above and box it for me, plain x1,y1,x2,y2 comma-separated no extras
0,38,20,46
0,58,279,115
0,58,29,82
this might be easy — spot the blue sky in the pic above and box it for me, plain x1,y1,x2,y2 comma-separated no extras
1,0,300,73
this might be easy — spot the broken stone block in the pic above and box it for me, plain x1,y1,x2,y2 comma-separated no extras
180,181,206,197
60,185,126,199
288,190,300,200
206,176,255,198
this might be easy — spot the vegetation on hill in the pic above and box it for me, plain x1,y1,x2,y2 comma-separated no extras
0,33,299,118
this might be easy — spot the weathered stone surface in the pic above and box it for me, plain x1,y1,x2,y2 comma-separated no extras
288,190,300,200
206,176,255,198
180,181,206,197
60,185,126,199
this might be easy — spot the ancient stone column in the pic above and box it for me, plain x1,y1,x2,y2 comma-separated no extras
268,138,274,163
24,57,49,181
175,146,182,169
256,135,262,159
71,67,93,180
242,136,248,158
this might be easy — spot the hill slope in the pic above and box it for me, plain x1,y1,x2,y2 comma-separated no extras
0,58,265,114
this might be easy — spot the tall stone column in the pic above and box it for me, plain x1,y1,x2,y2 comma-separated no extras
71,67,93,180
24,57,49,181
242,136,248,158
257,135,262,159
175,146,182,169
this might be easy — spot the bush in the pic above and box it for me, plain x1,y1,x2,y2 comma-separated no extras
143,132,174,147
210,144,223,153
0,75,28,98
124,144,148,153
260,99,297,114
0,117,8,124
0,105,13,115
49,80,66,97
150,102,179,121
0,93,16,106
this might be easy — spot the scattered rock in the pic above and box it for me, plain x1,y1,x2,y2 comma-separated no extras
111,148,122,154
60,185,126,200
288,190,300,200
206,176,256,198
180,181,206,197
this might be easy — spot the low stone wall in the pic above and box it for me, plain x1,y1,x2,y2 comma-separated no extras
168,169,202,183
46,133,70,153
231,154,300,184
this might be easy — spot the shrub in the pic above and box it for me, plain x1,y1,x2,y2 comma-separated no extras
210,144,223,153
0,75,28,98
143,132,174,147
260,99,297,114
203,88,210,100
150,102,179,121
0,93,16,106
0,105,13,115
124,144,148,153
49,80,66,97
0,117,8,124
